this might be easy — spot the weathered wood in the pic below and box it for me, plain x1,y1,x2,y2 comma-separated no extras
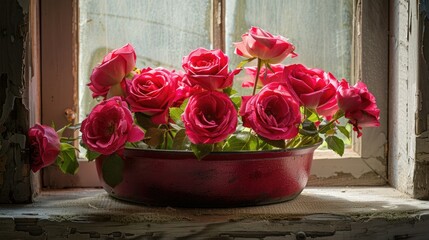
40,0,78,129
212,0,225,51
0,0,31,203
412,0,429,199
389,0,429,199
28,0,42,198
1,187,429,239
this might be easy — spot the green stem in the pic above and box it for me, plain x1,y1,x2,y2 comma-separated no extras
163,124,169,149
60,137,80,141
252,58,263,95
256,134,260,150
318,112,345,134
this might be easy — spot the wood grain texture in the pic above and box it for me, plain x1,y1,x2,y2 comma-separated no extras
28,0,42,200
412,0,429,199
1,188,429,239
388,0,429,199
40,0,77,129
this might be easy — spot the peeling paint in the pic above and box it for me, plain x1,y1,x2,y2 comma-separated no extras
0,0,31,203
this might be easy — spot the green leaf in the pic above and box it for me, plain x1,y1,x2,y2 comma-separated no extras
259,141,273,150
144,128,166,148
56,143,79,174
179,98,189,110
191,143,214,160
223,132,258,151
172,129,190,150
223,87,237,96
236,57,256,69
333,110,345,120
169,123,183,131
135,112,158,130
299,120,318,136
86,149,101,161
125,141,149,149
326,136,345,156
304,108,319,122
102,154,124,188
259,136,286,149
67,123,81,131
56,124,71,138
230,94,242,110
169,107,184,123
337,125,350,139
319,123,335,134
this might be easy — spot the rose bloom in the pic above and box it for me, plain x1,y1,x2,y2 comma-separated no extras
173,70,204,107
182,48,239,91
88,44,136,98
337,81,380,137
127,67,178,124
240,82,301,140
28,124,61,172
182,91,237,144
284,64,339,118
234,26,297,64
242,64,285,88
81,97,145,155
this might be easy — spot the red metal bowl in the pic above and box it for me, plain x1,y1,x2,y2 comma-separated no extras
95,144,320,207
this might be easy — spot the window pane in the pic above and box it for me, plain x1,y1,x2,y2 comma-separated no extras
78,0,212,121
226,0,353,148
226,0,353,82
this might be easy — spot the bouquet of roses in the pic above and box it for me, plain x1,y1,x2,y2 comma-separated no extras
28,27,380,179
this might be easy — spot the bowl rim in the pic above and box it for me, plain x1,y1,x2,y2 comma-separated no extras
124,140,323,155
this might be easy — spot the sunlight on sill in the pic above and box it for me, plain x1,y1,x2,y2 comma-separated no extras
2,187,429,222
314,148,360,160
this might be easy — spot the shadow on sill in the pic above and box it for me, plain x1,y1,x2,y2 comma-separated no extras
1,186,429,222
1,187,429,239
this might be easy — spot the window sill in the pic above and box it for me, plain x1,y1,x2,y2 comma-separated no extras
1,187,429,238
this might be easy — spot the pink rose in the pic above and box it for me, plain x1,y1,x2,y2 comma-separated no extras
126,67,178,124
172,70,204,107
337,81,380,137
182,91,237,144
182,48,239,91
284,64,339,118
81,97,145,155
88,44,136,98
242,64,285,88
240,82,301,140
234,26,297,64
28,124,61,172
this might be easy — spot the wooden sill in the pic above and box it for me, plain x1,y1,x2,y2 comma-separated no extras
1,187,429,239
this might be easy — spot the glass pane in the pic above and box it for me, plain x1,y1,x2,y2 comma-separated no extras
78,0,212,122
226,0,353,82
226,0,354,148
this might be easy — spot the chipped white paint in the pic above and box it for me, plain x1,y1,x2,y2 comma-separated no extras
389,0,422,197
312,150,385,179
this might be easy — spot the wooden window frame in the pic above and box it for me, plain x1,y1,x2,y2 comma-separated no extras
37,0,389,188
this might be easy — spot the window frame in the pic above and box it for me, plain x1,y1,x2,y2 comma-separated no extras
38,0,389,188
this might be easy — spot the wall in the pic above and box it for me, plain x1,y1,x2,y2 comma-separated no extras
0,0,32,203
